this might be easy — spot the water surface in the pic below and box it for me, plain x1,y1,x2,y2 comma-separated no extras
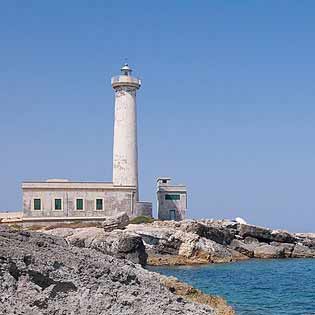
150,259,315,315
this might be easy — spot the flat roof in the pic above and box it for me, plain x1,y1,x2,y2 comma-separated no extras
22,181,137,190
157,185,187,193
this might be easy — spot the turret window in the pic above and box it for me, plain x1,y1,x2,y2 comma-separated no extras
165,194,180,201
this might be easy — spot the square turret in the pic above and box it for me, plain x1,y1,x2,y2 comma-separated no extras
157,177,187,221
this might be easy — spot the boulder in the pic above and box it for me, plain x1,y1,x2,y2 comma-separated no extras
45,227,147,266
243,236,259,244
254,244,285,259
127,225,180,255
96,231,147,266
180,220,235,245
180,221,208,236
203,226,235,245
102,212,129,232
128,220,237,263
197,237,233,263
291,244,315,258
239,224,296,243
127,224,175,245
270,242,295,258
228,248,250,261
229,239,256,258
301,238,315,249
179,235,233,264
270,230,296,244
294,234,315,249
156,235,182,255
239,224,272,242
65,227,104,247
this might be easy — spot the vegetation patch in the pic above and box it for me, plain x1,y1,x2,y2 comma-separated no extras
130,216,155,224
8,224,23,231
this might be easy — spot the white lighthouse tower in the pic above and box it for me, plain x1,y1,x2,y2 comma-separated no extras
111,63,141,199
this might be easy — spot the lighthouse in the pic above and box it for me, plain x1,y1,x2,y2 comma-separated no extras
21,63,153,221
111,64,141,199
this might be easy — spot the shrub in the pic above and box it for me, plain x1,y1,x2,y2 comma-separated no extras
130,216,155,224
9,224,23,231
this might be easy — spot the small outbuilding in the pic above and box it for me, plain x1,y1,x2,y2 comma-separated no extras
157,177,187,221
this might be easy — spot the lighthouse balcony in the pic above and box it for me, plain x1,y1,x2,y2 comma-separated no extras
111,75,141,89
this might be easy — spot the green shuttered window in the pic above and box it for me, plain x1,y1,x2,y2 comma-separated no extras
96,199,103,210
34,199,41,210
165,194,180,201
54,199,62,210
76,199,84,210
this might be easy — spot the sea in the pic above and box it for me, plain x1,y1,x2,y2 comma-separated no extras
150,259,315,315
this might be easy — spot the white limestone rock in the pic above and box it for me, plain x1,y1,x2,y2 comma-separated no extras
102,212,130,232
229,239,258,258
234,217,247,224
291,244,315,258
239,224,296,243
45,226,147,266
253,244,285,259
270,242,295,258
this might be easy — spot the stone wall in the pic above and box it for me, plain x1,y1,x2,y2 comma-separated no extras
135,202,153,217
23,186,137,218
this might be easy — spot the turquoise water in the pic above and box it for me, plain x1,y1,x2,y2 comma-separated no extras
150,259,315,315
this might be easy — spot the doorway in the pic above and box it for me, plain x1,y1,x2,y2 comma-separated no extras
169,209,176,221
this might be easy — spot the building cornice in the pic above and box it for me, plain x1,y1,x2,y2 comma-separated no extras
22,181,137,191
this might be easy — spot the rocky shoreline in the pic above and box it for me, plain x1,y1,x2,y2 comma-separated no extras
2,216,314,314
0,224,234,315
42,216,315,266
125,218,315,265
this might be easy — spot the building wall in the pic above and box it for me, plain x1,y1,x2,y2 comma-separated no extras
23,188,137,218
157,188,187,221
135,202,153,217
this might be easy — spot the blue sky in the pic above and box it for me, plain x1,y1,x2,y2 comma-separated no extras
1,1,315,231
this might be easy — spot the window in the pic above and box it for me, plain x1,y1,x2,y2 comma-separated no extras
54,199,62,211
76,198,84,211
165,194,180,201
162,179,167,184
96,199,103,210
34,199,41,210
